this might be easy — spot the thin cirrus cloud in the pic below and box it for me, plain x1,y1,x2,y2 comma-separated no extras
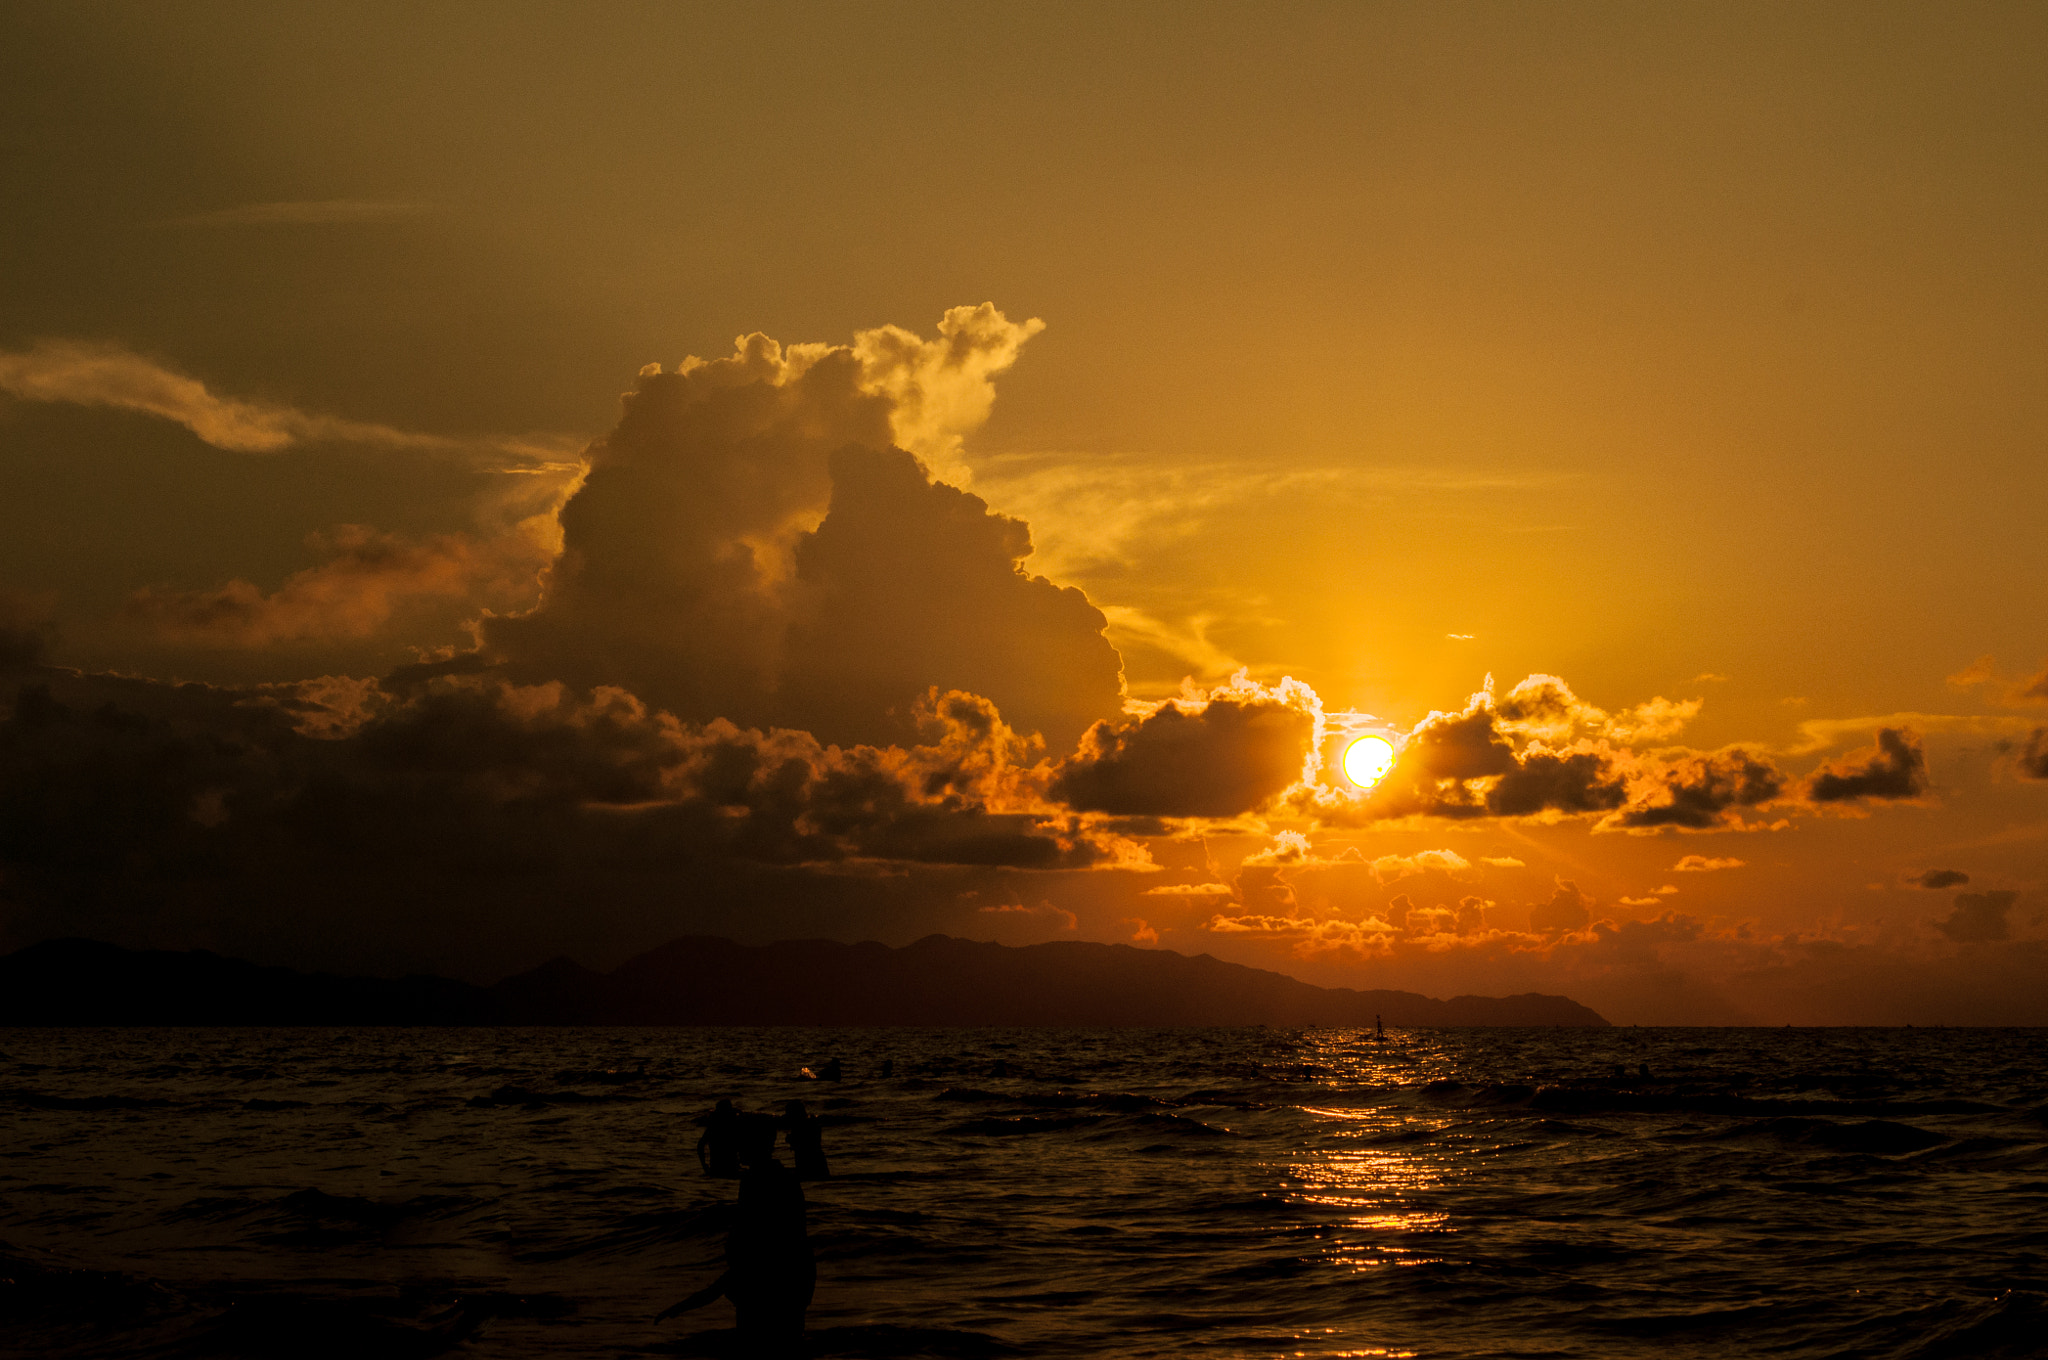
0,340,580,467
1947,655,2048,708
1095,605,1244,684
1790,711,2039,754
969,451,1572,584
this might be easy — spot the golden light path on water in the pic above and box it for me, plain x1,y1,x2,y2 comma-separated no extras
1280,1030,1456,1325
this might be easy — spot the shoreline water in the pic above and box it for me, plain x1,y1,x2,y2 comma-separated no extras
3,1025,2044,1358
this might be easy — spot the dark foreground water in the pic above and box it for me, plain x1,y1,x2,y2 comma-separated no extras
2,1027,2045,1359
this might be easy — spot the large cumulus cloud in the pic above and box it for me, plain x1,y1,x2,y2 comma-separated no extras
776,446,1120,749
482,307,1121,750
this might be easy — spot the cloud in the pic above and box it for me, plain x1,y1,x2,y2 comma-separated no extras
850,303,1044,487
0,340,573,467
1806,727,1929,803
1791,711,2034,754
1935,890,2017,944
967,452,1572,583
976,899,1079,931
1946,654,2048,708
775,446,1122,749
1492,748,1636,819
1610,746,1785,831
1314,684,1633,823
1480,855,1525,868
1490,674,1700,745
124,525,551,647
1096,606,1243,683
2010,729,2048,781
1049,673,1319,817
1122,917,1160,944
1675,855,1746,872
1369,849,1475,884
1250,673,1956,839
0,592,55,670
1906,868,1969,890
1141,881,1236,898
163,199,432,227
1947,654,1999,691
1283,676,1801,832
1243,829,1316,866
0,667,1142,971
1405,703,1517,782
1203,909,1395,954
483,311,1117,751
1530,879,1593,933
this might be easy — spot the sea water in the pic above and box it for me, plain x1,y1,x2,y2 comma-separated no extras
1,1026,2044,1358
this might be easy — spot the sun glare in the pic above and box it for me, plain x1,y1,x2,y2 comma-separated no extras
1342,735,1396,789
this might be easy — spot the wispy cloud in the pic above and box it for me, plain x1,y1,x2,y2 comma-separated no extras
1098,605,1243,682
125,523,554,648
970,451,1571,580
162,199,432,228
1791,712,2039,754
0,340,579,469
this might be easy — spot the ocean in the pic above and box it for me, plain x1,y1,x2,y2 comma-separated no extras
1,1026,2043,1358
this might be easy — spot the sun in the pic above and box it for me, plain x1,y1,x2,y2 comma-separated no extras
1342,734,1396,789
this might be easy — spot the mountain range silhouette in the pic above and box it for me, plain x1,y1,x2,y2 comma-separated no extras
0,935,1608,1027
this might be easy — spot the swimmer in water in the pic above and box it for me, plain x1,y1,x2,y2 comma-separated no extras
783,1099,829,1179
661,1113,814,1353
696,1098,741,1178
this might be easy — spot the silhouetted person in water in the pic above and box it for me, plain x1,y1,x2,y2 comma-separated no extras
697,1098,741,1178
879,1058,894,1078
783,1099,829,1179
661,1113,814,1354
819,1057,842,1081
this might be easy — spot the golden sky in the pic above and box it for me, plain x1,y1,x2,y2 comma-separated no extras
3,2,2046,1022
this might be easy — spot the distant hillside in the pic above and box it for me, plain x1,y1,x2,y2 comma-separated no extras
0,935,1607,1027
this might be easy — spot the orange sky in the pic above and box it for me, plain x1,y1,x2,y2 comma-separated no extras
2,3,2045,1022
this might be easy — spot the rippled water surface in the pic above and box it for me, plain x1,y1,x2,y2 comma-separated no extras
3,1026,2045,1358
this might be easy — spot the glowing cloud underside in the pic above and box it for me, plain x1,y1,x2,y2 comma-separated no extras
1342,735,1396,789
